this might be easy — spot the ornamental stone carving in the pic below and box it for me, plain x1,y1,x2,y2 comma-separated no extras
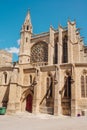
30,41,48,63
83,69,87,75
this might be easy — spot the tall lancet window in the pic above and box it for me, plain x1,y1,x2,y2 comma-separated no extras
54,37,58,64
81,76,85,97
27,25,29,30
81,75,87,97
3,72,7,84
30,75,32,84
62,35,68,63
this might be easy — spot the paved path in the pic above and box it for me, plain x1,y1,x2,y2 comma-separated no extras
0,112,87,130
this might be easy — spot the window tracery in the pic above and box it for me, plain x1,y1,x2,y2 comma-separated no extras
30,41,48,63
81,75,87,97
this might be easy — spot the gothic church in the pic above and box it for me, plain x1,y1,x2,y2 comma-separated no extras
0,11,87,116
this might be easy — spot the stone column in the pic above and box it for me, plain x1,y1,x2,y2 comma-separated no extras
68,20,79,63
32,68,41,114
58,25,63,64
54,66,62,116
71,64,77,116
15,85,21,112
48,26,55,65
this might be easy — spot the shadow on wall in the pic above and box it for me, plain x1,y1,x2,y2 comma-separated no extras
2,85,10,108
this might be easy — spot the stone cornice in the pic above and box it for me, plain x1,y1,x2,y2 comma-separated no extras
19,54,30,57
40,65,58,72
74,63,87,67
20,63,87,73
0,66,19,71
60,63,72,69
0,66,13,71
23,65,58,72
60,63,87,68
23,67,36,73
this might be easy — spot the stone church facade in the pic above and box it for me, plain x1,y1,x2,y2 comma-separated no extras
0,11,87,116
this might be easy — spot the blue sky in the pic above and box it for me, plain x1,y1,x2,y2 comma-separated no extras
0,0,87,61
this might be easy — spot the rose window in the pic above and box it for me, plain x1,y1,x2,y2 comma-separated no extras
30,41,48,63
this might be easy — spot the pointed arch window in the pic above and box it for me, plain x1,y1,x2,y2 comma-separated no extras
54,38,58,64
30,75,32,84
81,75,87,97
26,37,28,42
27,25,29,30
62,35,68,63
3,72,7,84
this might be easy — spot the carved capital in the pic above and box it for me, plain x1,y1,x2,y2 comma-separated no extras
65,69,72,76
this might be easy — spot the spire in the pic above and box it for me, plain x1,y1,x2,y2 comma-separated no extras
21,9,33,33
24,9,32,25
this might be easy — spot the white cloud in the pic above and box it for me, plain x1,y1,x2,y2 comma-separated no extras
17,39,20,45
5,47,19,55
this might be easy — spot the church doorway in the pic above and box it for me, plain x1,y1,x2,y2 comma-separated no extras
26,94,33,113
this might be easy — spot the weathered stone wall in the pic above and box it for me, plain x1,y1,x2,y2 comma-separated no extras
74,66,87,115
0,69,12,107
0,50,12,66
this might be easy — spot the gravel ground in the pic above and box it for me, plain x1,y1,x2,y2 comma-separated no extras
0,112,87,130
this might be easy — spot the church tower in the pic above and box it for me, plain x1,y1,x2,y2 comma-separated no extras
19,10,32,64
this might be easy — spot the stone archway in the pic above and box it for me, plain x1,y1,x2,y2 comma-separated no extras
26,94,33,113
